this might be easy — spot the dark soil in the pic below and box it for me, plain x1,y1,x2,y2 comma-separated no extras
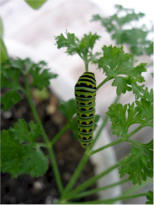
1,87,98,204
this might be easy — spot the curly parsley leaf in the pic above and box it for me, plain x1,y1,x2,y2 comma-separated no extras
29,61,57,90
1,90,22,111
56,32,100,66
94,46,146,95
107,88,153,137
1,58,57,110
9,119,40,143
1,64,21,90
92,4,152,56
135,88,153,127
1,129,48,178
59,99,77,121
119,140,153,184
146,191,153,204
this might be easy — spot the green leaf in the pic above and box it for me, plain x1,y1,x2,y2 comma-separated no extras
1,130,48,177
92,5,152,56
56,32,100,66
29,62,57,90
94,46,146,95
146,191,153,204
25,0,47,9
135,88,153,127
0,38,8,64
59,99,77,121
0,16,4,38
56,32,79,55
1,90,22,111
107,88,153,137
70,115,78,140
107,103,128,137
94,46,133,78
21,148,48,177
119,140,153,184
10,119,40,143
1,62,21,89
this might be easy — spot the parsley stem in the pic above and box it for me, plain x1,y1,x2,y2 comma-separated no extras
122,177,153,196
127,125,143,138
85,60,89,72
49,122,70,147
65,161,120,198
96,77,112,90
90,138,123,155
69,192,147,204
24,75,63,195
65,178,129,200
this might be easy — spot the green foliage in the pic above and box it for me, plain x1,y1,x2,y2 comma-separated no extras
92,4,153,55
119,140,153,184
107,88,153,137
29,61,57,90
1,58,57,110
0,17,8,63
1,90,22,111
59,99,77,121
25,0,47,9
0,16,4,38
9,119,40,143
59,99,78,139
1,125,48,177
94,46,146,95
146,191,153,204
0,38,8,64
56,32,100,68
1,60,22,90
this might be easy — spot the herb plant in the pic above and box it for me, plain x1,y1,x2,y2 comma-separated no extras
1,31,153,204
92,4,153,56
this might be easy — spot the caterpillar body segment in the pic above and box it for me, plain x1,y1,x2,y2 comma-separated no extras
75,72,96,148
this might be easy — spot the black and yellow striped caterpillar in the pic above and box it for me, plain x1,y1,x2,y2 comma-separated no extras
75,72,96,148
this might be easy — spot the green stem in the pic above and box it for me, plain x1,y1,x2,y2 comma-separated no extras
96,77,112,91
66,179,129,200
49,122,70,147
67,161,120,197
92,114,109,146
127,125,143,138
72,193,147,204
90,138,122,155
91,124,144,156
85,60,89,72
123,177,153,196
25,75,63,195
61,150,90,198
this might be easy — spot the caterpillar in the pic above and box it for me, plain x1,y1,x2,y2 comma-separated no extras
75,72,96,148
